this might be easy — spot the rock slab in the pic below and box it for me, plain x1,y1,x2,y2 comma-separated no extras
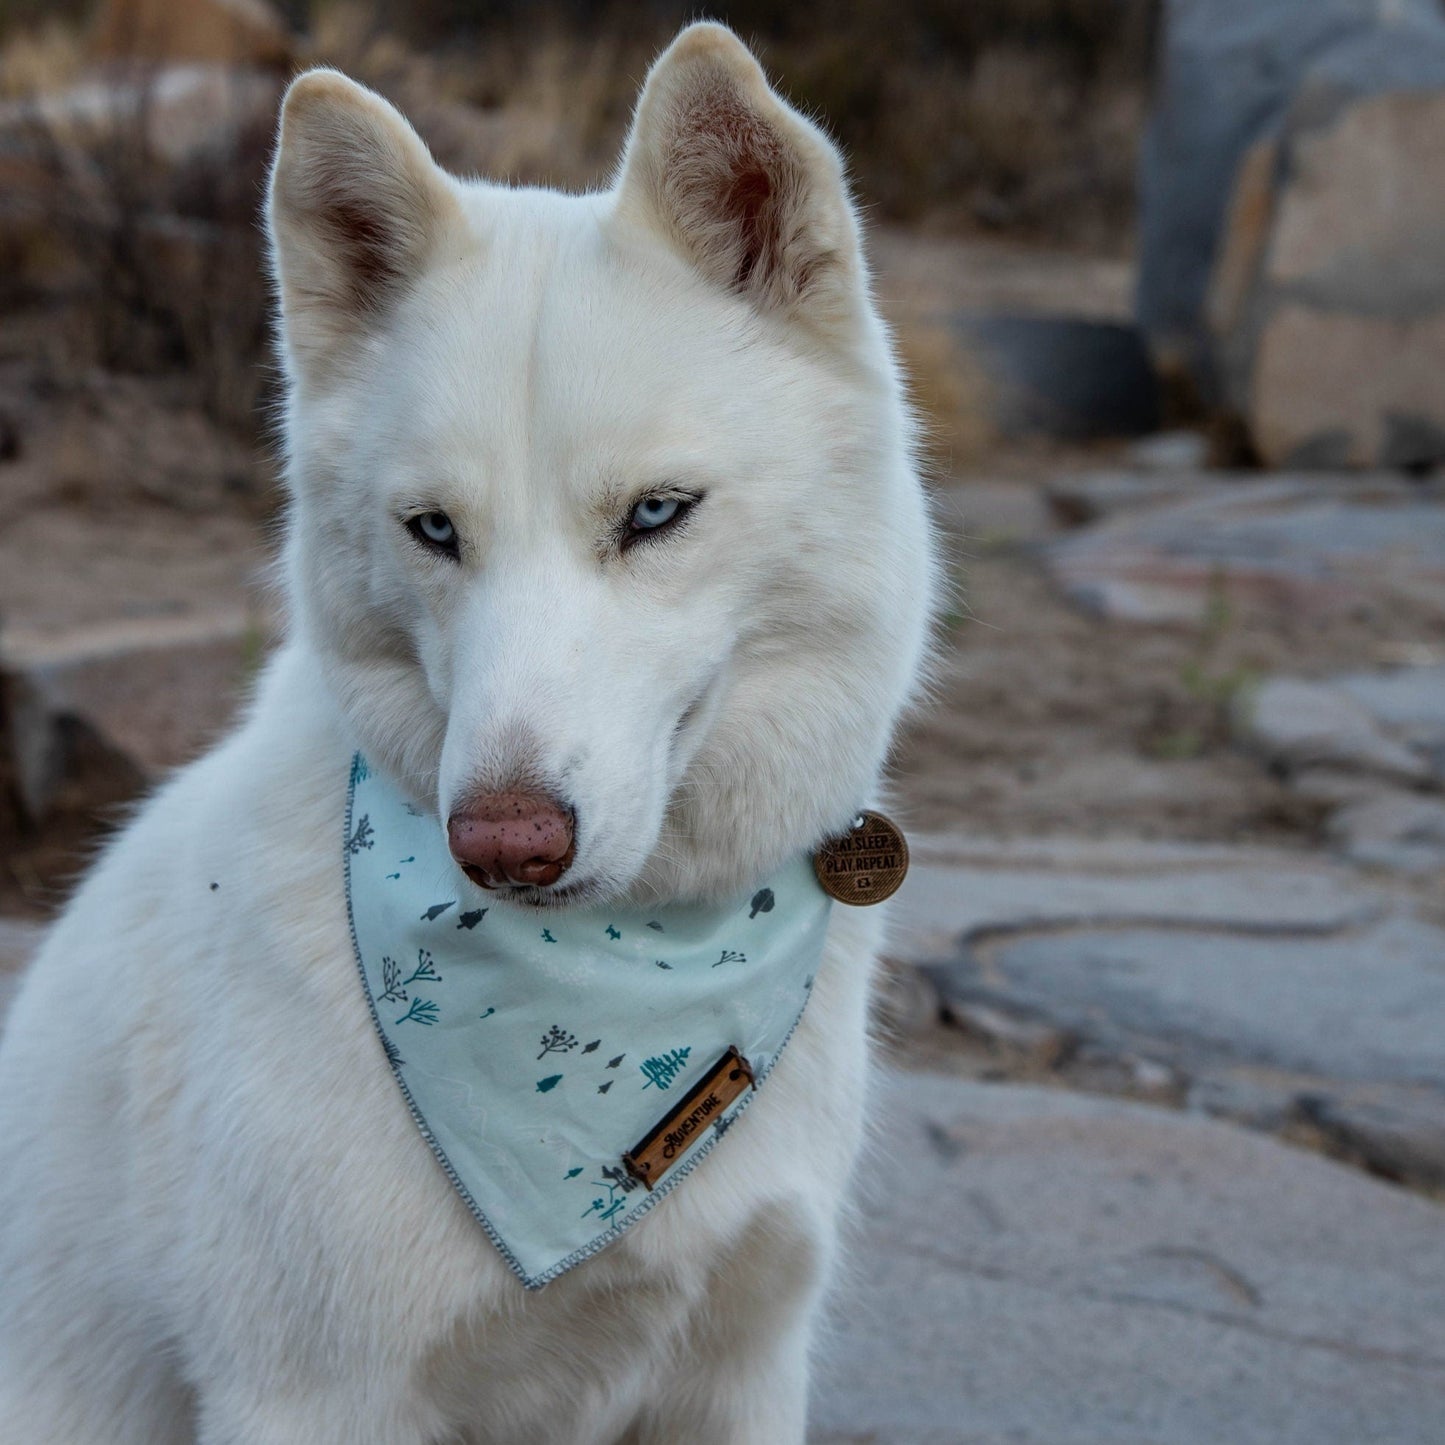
812,1072,1445,1445
1042,474,1445,624
1139,0,1445,367
1236,665,1445,873
892,834,1445,1189
1,612,256,821
1212,84,1445,468
1238,675,1434,785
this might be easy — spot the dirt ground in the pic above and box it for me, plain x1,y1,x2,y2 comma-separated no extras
891,467,1445,847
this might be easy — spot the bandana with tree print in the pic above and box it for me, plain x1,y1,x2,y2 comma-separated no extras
344,755,832,1288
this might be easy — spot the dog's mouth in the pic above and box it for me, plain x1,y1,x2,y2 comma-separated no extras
489,876,607,910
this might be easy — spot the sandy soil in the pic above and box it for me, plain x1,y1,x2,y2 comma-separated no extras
889,470,1445,847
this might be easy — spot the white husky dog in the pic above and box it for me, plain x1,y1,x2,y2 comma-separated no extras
0,22,935,1444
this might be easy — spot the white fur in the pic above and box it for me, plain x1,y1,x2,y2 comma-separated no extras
0,24,937,1443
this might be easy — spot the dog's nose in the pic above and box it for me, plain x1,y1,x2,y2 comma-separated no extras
447,793,576,889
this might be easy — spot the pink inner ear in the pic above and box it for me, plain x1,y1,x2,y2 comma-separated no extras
321,191,408,312
664,76,796,298
725,159,775,291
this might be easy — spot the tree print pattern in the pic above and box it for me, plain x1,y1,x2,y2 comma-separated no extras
640,1047,691,1089
403,950,441,988
378,956,406,1004
579,1164,640,1223
537,1025,578,1060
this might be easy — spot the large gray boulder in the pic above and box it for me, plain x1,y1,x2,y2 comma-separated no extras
1139,0,1445,466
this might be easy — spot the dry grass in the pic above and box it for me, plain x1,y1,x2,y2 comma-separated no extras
0,70,277,430
0,17,86,98
318,0,1154,245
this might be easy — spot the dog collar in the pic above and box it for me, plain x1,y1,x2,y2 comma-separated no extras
343,755,832,1289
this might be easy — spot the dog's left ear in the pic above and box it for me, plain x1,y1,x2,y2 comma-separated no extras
267,69,464,387
614,23,863,339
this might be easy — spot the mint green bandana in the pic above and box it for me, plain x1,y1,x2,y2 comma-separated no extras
344,756,832,1289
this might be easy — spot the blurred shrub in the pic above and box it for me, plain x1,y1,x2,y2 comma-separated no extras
2,67,276,432
346,0,1156,245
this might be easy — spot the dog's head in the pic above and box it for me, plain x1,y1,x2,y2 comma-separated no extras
267,23,937,905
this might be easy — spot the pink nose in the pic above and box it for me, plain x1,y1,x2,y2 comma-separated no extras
447,792,576,889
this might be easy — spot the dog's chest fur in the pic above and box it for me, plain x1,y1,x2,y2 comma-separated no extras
142,659,880,1437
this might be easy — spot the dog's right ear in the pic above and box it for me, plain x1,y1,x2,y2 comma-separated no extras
613,23,864,342
267,70,462,386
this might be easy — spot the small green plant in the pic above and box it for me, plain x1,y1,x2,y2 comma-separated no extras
1144,568,1260,761
1146,728,1205,762
1180,658,1259,712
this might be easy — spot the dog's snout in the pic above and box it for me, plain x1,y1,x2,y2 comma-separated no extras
447,793,576,889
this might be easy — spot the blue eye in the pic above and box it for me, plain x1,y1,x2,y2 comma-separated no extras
630,496,683,531
407,510,459,556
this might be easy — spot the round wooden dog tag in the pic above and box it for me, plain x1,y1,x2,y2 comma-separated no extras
813,811,909,905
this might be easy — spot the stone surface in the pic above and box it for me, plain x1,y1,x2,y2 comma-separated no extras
1043,474,1445,624
1236,666,1445,872
1336,665,1445,766
1328,790,1445,873
1138,0,1445,383
1301,1090,1445,1194
892,833,1445,1188
1288,766,1396,809
889,833,1383,967
1,611,257,821
1237,676,1434,785
1211,82,1445,468
811,1072,1445,1445
964,916,1445,1093
1246,304,1445,469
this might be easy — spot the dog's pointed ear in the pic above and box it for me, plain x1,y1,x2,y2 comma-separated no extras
267,69,462,384
613,23,863,337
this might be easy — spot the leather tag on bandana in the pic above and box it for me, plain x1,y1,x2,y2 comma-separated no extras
813,810,910,905
623,1047,755,1189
